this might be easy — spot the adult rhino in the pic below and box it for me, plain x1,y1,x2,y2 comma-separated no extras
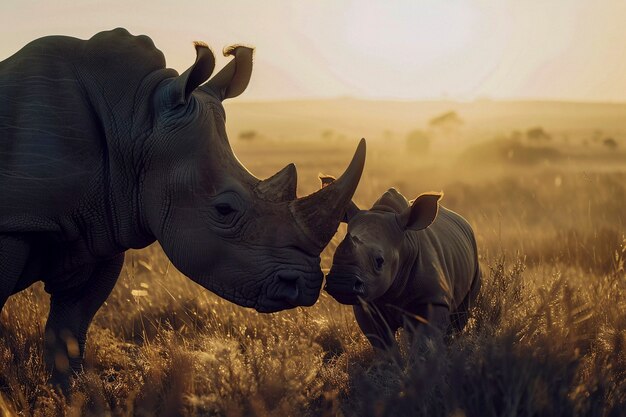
0,28,365,385
321,179,480,349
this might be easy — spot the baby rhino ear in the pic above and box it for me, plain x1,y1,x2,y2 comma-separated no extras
397,192,443,231
319,174,361,223
319,175,336,189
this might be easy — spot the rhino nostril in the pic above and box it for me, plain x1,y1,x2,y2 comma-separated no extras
277,282,299,303
273,271,302,304
277,271,301,282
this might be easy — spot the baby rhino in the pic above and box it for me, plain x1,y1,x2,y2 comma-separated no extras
322,178,481,349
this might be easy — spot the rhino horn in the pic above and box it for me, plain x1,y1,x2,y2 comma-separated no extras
290,139,366,249
255,163,298,202
202,45,254,100
318,174,362,223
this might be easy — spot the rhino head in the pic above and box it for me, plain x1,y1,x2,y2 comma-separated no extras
322,182,441,305
142,44,366,312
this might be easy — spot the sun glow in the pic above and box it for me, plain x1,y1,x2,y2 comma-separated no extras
344,2,478,66
1,1,626,101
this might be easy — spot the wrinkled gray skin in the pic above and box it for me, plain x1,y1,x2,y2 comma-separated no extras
323,184,481,349
0,28,365,388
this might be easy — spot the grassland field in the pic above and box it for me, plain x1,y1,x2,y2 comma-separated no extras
1,100,625,416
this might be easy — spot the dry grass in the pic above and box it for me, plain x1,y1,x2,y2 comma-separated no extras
1,135,625,416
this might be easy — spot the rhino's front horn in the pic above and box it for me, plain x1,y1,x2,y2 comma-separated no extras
290,139,366,249
255,163,297,202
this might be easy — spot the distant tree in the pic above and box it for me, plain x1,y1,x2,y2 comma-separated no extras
603,138,618,150
510,130,523,142
239,130,258,141
460,137,561,166
526,127,551,142
321,129,334,140
428,111,463,130
406,130,430,154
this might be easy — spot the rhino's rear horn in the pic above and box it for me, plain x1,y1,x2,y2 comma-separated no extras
255,163,297,202
290,139,366,249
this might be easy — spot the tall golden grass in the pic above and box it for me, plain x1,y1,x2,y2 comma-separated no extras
1,135,625,416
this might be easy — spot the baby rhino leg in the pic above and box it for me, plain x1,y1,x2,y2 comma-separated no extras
403,303,451,336
451,268,482,333
353,304,399,350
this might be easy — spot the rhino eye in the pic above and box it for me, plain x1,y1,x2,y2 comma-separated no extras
214,203,236,216
207,191,244,228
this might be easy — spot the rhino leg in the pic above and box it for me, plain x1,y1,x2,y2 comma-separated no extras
353,304,400,350
0,235,30,311
44,253,123,390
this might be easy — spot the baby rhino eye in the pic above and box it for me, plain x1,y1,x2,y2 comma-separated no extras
375,256,385,270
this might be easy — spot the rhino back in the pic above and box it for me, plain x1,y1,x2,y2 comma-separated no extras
0,29,167,233
404,206,479,309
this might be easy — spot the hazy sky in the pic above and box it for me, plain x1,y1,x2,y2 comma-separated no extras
1,1,625,101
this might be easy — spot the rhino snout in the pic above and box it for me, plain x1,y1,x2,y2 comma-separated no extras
324,268,366,305
263,270,322,311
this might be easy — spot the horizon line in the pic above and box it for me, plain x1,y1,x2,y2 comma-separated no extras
231,96,626,106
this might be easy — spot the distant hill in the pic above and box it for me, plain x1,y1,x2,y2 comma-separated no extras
224,98,626,141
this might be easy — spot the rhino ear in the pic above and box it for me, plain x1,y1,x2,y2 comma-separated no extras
160,42,215,107
201,45,254,100
319,174,361,223
396,192,443,231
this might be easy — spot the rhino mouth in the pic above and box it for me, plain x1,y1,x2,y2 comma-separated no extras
324,268,366,305
257,269,324,313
